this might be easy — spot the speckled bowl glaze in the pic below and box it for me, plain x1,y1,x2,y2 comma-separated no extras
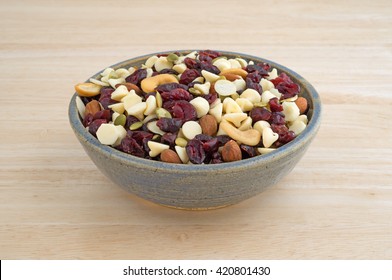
69,50,321,210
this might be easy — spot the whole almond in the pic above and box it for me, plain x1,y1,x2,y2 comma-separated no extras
199,115,218,136
84,100,101,117
116,82,142,94
221,140,242,162
221,73,241,81
160,149,182,164
295,97,308,114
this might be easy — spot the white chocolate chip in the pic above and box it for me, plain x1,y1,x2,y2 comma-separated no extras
233,78,246,92
269,88,282,99
145,55,159,68
113,125,127,146
222,113,248,127
154,57,173,72
209,97,221,109
144,95,157,116
146,121,165,135
185,51,197,59
123,90,142,112
240,88,261,104
108,102,125,114
145,68,153,78
172,63,187,74
75,96,85,118
128,67,136,75
282,101,300,122
289,120,306,135
228,58,242,69
213,58,231,71
253,120,271,134
115,68,131,78
194,82,211,95
257,147,276,154
209,102,223,123
182,121,202,140
236,98,254,112
235,58,248,68
189,97,210,118
147,141,170,157
296,114,308,124
261,90,277,104
175,146,189,163
223,97,243,114
108,77,125,89
96,124,119,145
101,68,114,77
214,80,237,97
201,70,220,83
111,85,129,101
127,102,147,120
260,78,275,92
267,68,278,80
262,127,279,148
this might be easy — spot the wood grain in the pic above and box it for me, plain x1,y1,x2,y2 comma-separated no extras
0,0,391,259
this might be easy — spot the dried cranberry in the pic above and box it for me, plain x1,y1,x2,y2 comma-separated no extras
257,62,270,72
198,50,221,61
210,152,223,164
184,57,200,69
195,134,213,142
156,117,183,133
100,87,115,97
205,95,218,107
246,64,269,77
160,88,192,102
156,83,188,93
216,135,231,146
99,97,117,109
271,124,288,137
240,144,258,158
269,98,283,112
179,69,200,85
202,138,219,154
93,109,111,122
164,100,197,122
131,130,154,144
126,69,147,86
120,137,145,158
88,119,107,137
270,112,286,125
186,139,206,164
153,68,178,76
246,72,263,84
270,73,300,100
83,113,94,127
279,131,296,144
246,81,263,94
200,61,220,75
161,132,177,147
250,107,271,123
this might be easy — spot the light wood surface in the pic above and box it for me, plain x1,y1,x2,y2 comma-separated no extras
1,0,391,259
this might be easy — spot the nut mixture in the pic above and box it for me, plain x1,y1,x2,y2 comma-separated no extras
74,50,309,164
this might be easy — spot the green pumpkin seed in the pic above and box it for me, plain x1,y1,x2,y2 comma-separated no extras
156,91,162,108
175,137,188,147
166,53,179,63
129,121,143,130
156,108,172,119
114,114,126,126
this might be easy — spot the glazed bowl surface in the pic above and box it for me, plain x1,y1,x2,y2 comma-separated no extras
69,50,322,209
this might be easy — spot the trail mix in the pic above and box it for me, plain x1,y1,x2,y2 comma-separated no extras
74,50,309,164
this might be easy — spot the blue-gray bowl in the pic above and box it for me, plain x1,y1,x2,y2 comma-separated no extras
68,50,321,210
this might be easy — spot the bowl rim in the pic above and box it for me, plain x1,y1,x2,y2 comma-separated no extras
69,50,322,174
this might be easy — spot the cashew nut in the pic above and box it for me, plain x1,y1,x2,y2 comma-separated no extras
220,121,261,146
141,74,178,93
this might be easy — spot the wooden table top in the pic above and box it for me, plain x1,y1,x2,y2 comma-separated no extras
1,0,391,259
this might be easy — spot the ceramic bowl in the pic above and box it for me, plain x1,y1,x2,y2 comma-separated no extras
68,50,321,210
